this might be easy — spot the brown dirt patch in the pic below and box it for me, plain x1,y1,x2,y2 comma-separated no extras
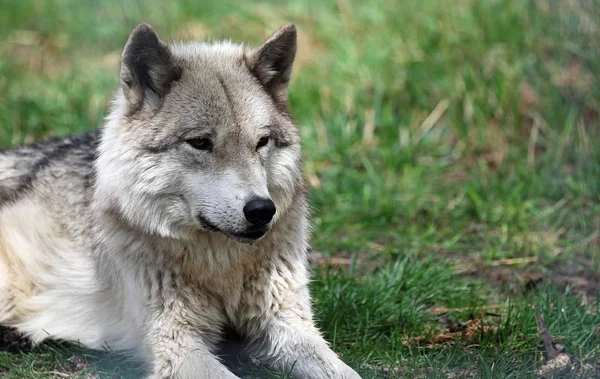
464,258,599,298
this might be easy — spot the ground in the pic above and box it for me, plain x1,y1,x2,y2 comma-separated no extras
0,0,599,378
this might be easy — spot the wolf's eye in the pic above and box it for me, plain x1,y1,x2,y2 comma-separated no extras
256,136,270,150
186,138,213,152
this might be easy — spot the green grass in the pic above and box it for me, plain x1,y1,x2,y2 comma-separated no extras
1,0,599,377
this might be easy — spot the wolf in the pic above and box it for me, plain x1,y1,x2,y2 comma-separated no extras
0,24,361,378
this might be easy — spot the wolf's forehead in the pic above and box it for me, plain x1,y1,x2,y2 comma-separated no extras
164,42,290,141
175,67,274,132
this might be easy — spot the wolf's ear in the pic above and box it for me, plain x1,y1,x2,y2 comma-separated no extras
247,24,297,105
120,24,181,112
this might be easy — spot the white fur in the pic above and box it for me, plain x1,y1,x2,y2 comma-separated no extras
0,199,139,351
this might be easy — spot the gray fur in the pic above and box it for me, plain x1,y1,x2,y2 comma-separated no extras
0,24,360,379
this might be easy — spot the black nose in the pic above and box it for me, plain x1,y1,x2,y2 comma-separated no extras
243,198,276,225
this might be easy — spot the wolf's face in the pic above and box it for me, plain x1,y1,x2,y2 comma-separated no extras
95,24,303,242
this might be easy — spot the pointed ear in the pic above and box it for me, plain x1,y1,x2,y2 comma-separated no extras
120,24,182,112
246,24,297,105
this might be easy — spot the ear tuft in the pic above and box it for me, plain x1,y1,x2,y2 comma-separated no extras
246,24,297,104
120,24,181,112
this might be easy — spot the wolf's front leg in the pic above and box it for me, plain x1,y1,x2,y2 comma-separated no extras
144,303,239,379
241,266,361,379
171,349,240,379
148,341,240,379
254,319,361,379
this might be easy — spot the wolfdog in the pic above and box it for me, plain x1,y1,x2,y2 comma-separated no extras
0,24,361,378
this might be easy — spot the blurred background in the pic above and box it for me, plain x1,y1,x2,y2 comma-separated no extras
0,0,599,377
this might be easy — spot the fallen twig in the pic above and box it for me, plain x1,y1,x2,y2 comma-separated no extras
452,256,538,273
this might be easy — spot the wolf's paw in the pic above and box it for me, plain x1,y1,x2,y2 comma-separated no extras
332,364,362,379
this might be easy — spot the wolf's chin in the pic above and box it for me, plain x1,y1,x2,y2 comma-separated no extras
196,213,269,244
228,228,268,243
212,228,270,244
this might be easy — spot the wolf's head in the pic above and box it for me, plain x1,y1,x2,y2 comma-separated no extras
94,24,304,243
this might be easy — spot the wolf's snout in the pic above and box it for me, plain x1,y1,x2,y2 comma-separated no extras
243,198,276,225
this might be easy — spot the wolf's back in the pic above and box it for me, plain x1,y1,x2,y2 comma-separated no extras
0,132,99,206
0,132,102,340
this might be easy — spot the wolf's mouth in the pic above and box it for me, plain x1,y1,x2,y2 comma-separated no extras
197,214,268,243
230,229,267,240
197,214,220,232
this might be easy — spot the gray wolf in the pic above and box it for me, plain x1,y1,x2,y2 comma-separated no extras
0,23,361,379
